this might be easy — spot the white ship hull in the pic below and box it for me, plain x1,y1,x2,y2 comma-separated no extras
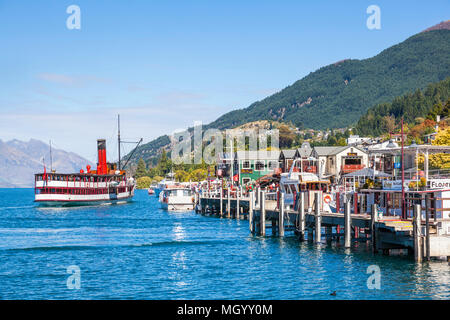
160,202,194,211
35,191,134,207
159,188,194,211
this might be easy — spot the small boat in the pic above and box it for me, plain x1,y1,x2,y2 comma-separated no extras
148,188,155,195
159,186,195,211
280,159,336,213
154,172,175,196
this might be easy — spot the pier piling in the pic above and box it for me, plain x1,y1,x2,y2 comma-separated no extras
371,203,378,253
255,187,260,208
425,194,430,261
279,193,285,237
220,188,223,217
413,204,423,262
260,190,266,236
298,192,305,241
249,191,254,233
326,226,332,243
344,200,351,248
227,188,231,218
236,187,240,220
314,192,321,244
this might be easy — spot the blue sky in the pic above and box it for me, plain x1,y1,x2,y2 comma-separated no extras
0,0,448,162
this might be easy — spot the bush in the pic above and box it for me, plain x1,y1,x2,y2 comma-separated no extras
136,176,152,189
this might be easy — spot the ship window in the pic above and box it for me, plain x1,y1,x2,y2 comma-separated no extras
183,190,192,196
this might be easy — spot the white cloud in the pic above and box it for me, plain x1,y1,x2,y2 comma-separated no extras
37,73,111,87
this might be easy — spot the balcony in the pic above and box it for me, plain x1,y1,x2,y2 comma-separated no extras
341,164,365,174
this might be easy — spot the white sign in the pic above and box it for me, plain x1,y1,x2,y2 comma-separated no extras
383,180,410,191
428,179,450,190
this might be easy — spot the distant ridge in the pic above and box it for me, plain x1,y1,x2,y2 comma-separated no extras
422,20,450,32
0,139,93,188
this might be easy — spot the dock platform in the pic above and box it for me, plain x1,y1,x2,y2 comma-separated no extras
195,189,450,262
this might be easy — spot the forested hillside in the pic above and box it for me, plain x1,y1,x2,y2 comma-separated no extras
354,77,450,136
125,22,450,168
208,29,450,130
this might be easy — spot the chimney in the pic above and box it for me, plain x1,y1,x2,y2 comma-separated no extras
97,139,107,175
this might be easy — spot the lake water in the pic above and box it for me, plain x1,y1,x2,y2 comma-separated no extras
0,188,449,300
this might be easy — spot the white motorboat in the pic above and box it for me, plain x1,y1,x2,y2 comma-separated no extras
159,186,195,211
280,159,336,213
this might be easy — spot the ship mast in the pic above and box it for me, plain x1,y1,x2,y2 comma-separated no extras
116,114,143,171
118,114,121,171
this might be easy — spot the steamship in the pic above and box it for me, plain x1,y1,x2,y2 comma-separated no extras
34,116,141,206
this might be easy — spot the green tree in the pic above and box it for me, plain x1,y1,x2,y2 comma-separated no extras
175,170,190,182
337,137,347,146
327,135,338,146
190,168,208,181
136,176,152,189
278,124,296,148
135,158,148,178
157,149,172,175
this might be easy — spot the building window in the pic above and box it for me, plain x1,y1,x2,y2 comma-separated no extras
268,161,279,170
255,160,265,171
242,178,251,185
242,161,250,169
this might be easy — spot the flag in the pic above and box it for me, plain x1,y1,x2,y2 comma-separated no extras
43,165,47,183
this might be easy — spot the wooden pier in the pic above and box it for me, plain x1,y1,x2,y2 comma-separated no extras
195,188,450,262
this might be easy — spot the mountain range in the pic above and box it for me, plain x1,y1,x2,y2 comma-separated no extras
124,21,450,167
0,139,92,188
